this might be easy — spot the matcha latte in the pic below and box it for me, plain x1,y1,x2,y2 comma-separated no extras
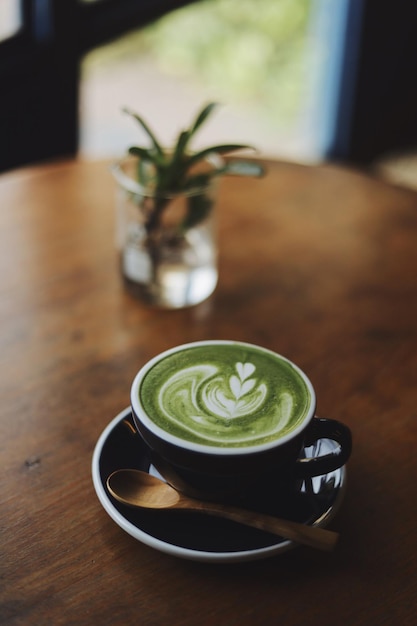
135,341,314,449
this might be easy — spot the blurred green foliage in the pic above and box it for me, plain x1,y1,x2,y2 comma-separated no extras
85,0,313,124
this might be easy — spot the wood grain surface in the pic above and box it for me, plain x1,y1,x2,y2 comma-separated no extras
1,158,416,626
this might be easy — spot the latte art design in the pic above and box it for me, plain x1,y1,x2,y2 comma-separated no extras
201,362,266,419
156,360,293,446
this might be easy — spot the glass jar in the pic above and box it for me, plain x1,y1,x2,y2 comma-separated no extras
112,157,218,308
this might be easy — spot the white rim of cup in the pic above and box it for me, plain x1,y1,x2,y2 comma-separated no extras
130,340,316,456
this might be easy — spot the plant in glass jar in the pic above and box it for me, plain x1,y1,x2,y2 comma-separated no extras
112,102,265,308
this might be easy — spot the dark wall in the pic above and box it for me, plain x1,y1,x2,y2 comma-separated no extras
327,0,417,164
0,0,197,173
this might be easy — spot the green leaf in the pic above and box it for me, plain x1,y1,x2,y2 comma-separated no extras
183,171,218,190
186,144,254,169
170,130,191,173
127,147,161,188
156,130,192,192
224,160,265,178
128,146,157,162
189,102,218,138
181,194,213,230
123,108,164,157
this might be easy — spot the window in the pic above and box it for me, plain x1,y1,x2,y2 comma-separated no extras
80,0,322,162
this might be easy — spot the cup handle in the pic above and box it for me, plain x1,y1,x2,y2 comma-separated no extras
294,417,352,478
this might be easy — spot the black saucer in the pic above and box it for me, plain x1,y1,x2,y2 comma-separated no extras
92,408,347,563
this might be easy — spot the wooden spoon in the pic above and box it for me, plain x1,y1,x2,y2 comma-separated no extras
106,469,339,551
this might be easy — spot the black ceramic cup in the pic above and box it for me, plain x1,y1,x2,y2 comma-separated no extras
130,341,352,505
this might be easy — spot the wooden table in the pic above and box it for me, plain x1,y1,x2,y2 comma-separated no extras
1,158,416,626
